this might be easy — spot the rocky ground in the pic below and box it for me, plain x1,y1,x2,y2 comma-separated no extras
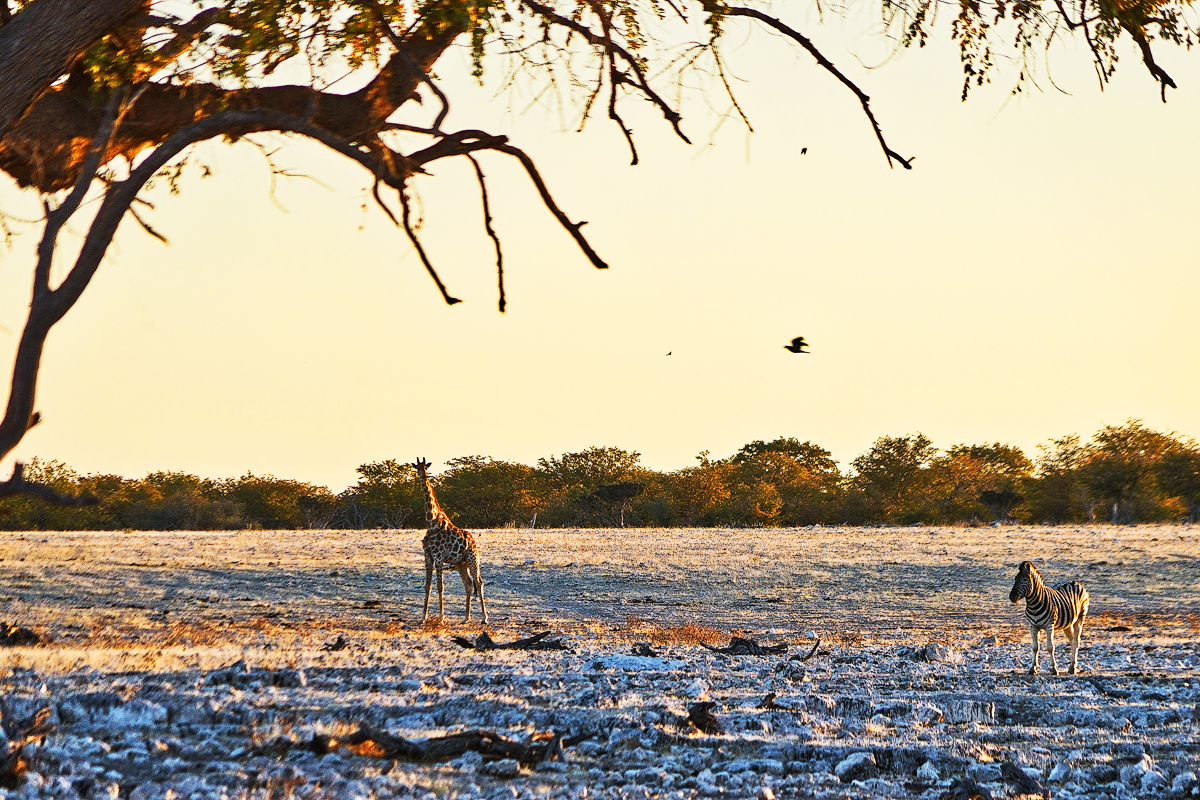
0,525,1196,800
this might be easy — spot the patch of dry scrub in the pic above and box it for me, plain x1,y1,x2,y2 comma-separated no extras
617,616,723,646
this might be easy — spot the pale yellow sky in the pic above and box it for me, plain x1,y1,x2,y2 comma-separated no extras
1,15,1197,490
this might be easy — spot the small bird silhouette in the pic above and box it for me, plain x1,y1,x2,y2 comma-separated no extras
801,147,808,155
666,351,672,356
783,336,810,353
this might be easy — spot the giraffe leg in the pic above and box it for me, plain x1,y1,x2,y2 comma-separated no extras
421,553,434,623
436,568,446,618
1028,624,1039,675
457,563,474,622
475,566,488,625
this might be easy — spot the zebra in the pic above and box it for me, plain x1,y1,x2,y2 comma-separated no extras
1009,560,1089,676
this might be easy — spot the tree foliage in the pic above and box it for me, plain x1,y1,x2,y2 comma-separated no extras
4,421,1199,529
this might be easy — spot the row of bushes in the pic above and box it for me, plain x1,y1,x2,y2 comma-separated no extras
3,419,1198,530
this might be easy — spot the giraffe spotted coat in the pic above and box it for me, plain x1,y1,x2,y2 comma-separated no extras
414,458,488,623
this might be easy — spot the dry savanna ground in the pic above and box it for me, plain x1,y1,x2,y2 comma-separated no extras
1,524,1196,670
0,525,1197,800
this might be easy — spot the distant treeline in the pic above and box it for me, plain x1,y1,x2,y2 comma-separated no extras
3,419,1198,531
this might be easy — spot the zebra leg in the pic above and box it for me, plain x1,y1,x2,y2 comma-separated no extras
457,563,474,622
1046,626,1060,676
421,554,434,623
1068,619,1083,674
1028,625,1040,675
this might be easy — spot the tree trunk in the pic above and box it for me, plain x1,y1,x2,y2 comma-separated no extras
0,0,148,138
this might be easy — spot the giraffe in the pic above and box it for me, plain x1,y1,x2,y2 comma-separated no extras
414,457,488,624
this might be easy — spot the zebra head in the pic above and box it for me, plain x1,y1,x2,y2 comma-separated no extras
1009,560,1038,603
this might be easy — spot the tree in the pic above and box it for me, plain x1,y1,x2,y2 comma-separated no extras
731,439,842,525
926,443,1031,523
438,455,540,528
1156,442,1200,522
223,472,330,529
850,433,938,523
537,446,642,490
0,0,1194,499
1078,419,1178,523
340,459,423,528
1024,434,1092,523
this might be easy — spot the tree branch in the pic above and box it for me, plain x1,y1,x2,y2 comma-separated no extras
0,0,147,139
467,155,506,312
714,3,912,170
493,143,608,270
0,8,465,193
398,186,462,305
520,0,690,144
1121,20,1177,101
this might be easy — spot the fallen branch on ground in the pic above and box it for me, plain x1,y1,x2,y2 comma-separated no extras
451,631,566,651
699,636,787,656
0,700,54,789
289,723,592,767
793,638,821,661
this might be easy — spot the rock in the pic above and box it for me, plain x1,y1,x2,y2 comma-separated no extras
1001,762,1046,798
1141,770,1168,791
480,759,521,779
1089,764,1120,784
1048,762,1071,782
450,751,484,773
589,655,685,671
968,763,1002,783
775,661,807,681
804,631,818,639
943,700,995,724
922,644,963,664
980,636,997,646
912,703,945,726
835,752,879,783
1119,755,1153,786
686,679,711,699
917,761,940,781
1171,772,1198,793
758,788,776,800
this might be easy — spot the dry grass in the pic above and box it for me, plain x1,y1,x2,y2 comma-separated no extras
617,616,723,646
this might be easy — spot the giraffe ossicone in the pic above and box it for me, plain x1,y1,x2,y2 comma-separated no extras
415,457,488,624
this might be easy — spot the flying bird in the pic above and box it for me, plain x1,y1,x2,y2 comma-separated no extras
666,351,672,356
784,336,810,354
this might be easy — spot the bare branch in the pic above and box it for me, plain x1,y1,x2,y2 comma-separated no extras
466,155,506,312
493,143,608,270
520,0,690,144
1121,21,1177,101
714,3,912,169
398,186,462,306
128,205,169,244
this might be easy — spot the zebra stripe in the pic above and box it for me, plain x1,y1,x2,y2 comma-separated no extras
1009,561,1089,676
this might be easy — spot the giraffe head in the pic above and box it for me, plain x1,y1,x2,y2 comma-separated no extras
414,457,431,478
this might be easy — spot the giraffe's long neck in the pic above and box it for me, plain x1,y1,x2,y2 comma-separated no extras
419,470,453,529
